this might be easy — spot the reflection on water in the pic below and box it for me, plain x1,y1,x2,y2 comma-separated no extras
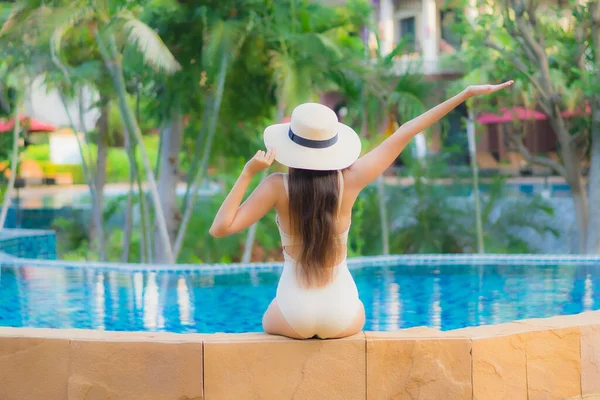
0,263,599,333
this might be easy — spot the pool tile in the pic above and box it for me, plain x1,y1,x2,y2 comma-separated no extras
204,332,365,399
366,334,472,399
68,339,203,400
0,336,69,400
472,334,527,400
520,327,581,400
581,325,600,396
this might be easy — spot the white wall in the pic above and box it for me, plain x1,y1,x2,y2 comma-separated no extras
49,130,83,165
23,75,100,133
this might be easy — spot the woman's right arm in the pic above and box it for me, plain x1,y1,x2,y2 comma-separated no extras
344,81,513,190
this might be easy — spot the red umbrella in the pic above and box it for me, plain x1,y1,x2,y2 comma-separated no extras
561,105,591,118
0,115,57,133
476,106,547,125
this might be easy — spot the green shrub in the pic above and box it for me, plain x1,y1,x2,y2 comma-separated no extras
20,135,162,184
21,144,51,161
106,149,132,182
38,162,86,184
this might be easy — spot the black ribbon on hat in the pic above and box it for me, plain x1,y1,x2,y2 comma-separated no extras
288,127,339,149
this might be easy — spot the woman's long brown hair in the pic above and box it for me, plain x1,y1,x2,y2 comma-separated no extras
288,168,340,287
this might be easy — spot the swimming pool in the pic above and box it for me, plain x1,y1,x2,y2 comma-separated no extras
1,261,599,333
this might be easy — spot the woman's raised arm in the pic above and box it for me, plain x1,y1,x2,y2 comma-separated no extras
345,81,514,190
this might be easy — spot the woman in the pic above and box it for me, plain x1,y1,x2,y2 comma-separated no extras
210,81,513,339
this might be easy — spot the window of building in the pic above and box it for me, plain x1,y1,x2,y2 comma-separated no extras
440,9,462,52
398,16,417,52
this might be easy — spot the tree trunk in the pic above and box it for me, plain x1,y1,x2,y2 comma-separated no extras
241,170,268,263
0,102,21,229
58,91,97,199
183,99,211,208
137,164,152,263
58,90,103,261
174,51,230,260
154,108,183,263
586,1,600,254
587,108,600,253
376,174,390,255
241,105,285,263
121,132,135,263
467,112,485,253
546,102,589,253
563,151,588,253
96,32,174,263
91,103,109,261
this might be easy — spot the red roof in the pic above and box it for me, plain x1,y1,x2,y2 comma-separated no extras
0,115,57,133
476,106,547,125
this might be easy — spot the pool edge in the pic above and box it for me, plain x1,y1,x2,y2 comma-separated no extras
1,310,599,399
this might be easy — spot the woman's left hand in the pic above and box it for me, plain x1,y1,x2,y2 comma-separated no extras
466,80,514,97
244,148,276,175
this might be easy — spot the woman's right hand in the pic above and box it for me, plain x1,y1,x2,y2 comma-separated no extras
465,80,514,98
244,148,276,176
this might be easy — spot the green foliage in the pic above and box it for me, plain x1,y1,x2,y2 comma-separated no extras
19,143,49,161
0,128,14,162
1,0,566,263
52,216,90,260
384,152,559,254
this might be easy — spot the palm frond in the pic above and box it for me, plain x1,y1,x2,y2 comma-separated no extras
50,5,94,80
269,50,314,110
391,90,427,121
118,11,181,74
0,1,40,37
207,18,253,62
204,20,224,68
381,40,411,65
284,31,343,61
94,0,110,23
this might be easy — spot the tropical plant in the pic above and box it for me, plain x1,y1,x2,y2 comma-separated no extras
0,92,22,229
329,27,432,254
241,0,361,263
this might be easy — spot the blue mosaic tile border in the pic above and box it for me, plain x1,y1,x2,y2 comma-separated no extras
1,251,599,275
1,229,599,274
0,229,57,260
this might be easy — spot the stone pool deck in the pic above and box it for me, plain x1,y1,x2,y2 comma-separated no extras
1,311,599,400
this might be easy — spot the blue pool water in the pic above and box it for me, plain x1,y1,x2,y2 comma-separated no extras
1,263,599,333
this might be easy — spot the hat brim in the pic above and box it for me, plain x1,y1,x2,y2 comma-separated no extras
264,122,362,171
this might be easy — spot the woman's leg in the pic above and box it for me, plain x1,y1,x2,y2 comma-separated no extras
262,299,306,339
329,300,365,339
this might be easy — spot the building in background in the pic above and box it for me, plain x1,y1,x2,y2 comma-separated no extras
375,0,463,78
320,0,564,174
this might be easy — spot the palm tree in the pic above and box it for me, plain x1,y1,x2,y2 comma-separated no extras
1,0,181,262
240,0,355,263
172,14,256,260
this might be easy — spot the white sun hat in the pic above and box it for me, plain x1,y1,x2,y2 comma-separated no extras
263,103,362,171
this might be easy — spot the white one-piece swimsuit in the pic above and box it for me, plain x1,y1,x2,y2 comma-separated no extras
274,172,362,339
